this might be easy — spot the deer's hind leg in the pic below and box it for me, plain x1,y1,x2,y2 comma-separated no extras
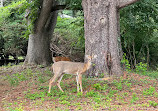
57,75,64,92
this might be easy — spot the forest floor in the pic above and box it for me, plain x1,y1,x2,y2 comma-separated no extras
0,64,158,111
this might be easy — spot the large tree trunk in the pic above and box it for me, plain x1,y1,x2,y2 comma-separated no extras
82,0,139,77
24,0,58,66
24,32,52,66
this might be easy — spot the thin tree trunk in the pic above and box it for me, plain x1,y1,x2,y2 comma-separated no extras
133,39,136,67
146,45,149,70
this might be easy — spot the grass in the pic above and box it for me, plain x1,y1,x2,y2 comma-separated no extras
130,93,139,104
143,86,156,96
143,71,158,79
0,64,158,110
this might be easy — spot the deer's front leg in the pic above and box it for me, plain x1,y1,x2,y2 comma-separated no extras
48,74,58,93
78,74,83,92
76,73,79,92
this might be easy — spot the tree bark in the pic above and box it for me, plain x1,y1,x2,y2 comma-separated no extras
117,10,123,62
146,45,149,71
24,0,58,66
133,39,137,67
82,0,139,77
24,32,52,66
119,0,140,9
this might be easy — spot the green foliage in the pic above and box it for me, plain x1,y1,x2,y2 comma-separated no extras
48,87,66,98
0,0,28,57
143,71,158,79
148,101,158,107
77,92,83,97
2,0,20,6
93,83,110,91
7,103,24,111
22,68,34,77
24,0,40,33
59,100,71,106
7,72,27,86
93,97,102,104
85,90,99,97
65,0,82,10
112,80,123,91
107,89,118,98
7,74,19,86
126,82,132,88
6,67,49,86
120,0,158,68
55,14,84,49
116,82,123,91
130,93,139,104
135,62,147,74
0,0,27,24
37,74,47,83
44,68,52,77
26,0,40,22
93,83,102,91
38,76,45,83
2,65,158,110
54,13,85,57
25,91,46,100
121,53,131,71
143,86,155,96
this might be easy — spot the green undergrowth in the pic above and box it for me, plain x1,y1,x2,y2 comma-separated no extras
23,74,158,110
1,64,158,110
4,66,52,86
142,71,158,79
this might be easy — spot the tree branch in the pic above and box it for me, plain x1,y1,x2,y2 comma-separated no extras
51,5,82,11
51,5,66,11
119,0,140,9
35,0,54,33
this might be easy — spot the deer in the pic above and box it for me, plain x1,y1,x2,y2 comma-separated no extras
53,56,71,62
48,55,97,93
50,56,71,71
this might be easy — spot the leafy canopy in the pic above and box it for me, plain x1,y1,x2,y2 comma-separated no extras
0,0,28,56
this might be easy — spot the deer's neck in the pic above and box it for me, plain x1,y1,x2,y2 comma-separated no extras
81,61,92,73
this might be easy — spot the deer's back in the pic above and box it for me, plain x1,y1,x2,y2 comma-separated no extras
53,61,84,74
53,56,71,62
